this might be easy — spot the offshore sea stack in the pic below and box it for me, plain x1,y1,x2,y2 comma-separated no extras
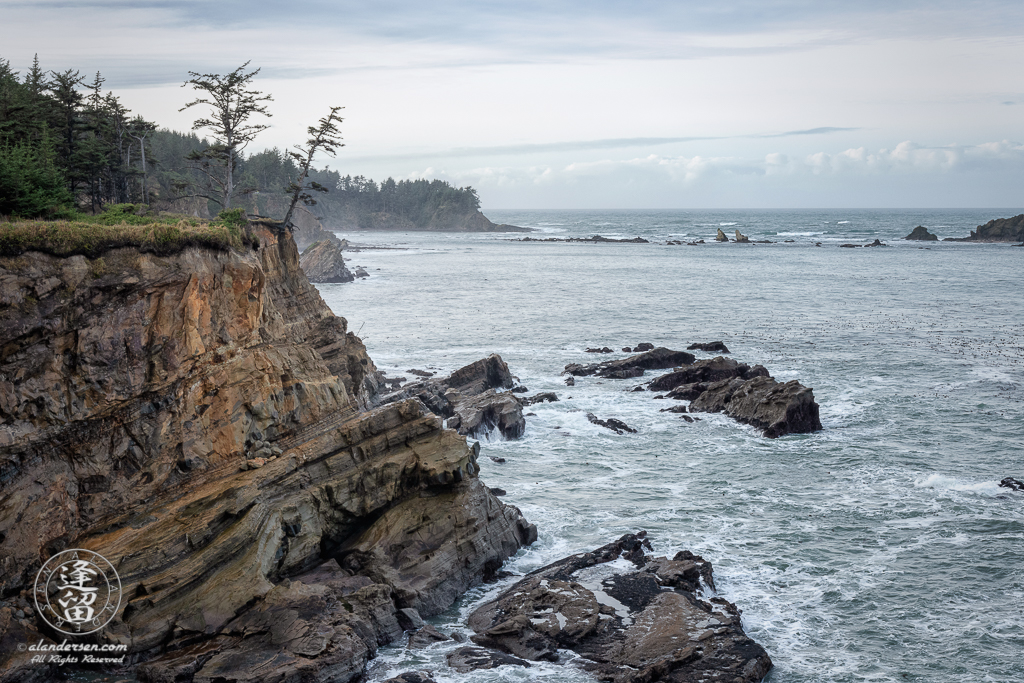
0,221,534,682
299,234,355,283
465,532,773,682
903,226,938,241
953,214,1024,242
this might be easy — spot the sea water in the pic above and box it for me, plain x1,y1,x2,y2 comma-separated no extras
316,209,1024,683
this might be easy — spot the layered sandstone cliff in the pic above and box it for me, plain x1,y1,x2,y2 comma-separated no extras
0,221,533,682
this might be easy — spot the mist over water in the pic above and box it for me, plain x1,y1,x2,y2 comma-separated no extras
317,209,1024,683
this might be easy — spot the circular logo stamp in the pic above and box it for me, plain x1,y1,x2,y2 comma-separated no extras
34,549,121,635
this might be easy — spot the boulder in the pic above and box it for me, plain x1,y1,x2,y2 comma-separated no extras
632,342,655,352
690,375,823,437
904,226,939,241
523,392,559,405
466,533,771,683
647,356,767,392
687,341,730,353
564,347,695,378
299,237,355,283
408,625,451,649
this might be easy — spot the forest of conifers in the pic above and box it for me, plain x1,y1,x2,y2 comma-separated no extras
0,56,482,227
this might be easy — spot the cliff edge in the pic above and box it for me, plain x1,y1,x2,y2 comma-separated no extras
0,221,534,682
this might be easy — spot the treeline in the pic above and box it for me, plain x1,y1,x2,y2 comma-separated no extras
1,55,483,227
0,56,157,217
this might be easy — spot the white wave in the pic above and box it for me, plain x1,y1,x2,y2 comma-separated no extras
719,222,738,226
776,231,826,236
837,220,850,224
913,473,1002,495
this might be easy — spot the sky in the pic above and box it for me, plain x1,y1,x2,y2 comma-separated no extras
3,0,1024,209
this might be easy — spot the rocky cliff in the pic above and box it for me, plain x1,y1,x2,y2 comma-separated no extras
0,221,534,682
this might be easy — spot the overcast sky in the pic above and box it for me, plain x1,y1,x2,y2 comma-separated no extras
3,0,1023,208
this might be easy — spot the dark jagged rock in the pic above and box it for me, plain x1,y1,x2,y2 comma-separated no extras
515,235,648,244
659,405,689,413
687,341,730,353
379,355,526,440
407,369,435,377
951,214,1024,242
565,376,576,386
300,237,355,283
466,532,771,683
632,342,655,352
447,390,526,439
354,266,370,278
447,646,531,673
865,239,886,247
904,226,939,241
523,392,559,405
999,477,1024,491
690,375,823,438
839,243,861,248
408,625,451,649
565,347,695,378
587,346,615,353
666,382,711,401
587,413,637,434
648,356,767,392
511,385,529,393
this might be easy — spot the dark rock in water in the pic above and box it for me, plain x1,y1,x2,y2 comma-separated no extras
648,356,767,392
667,382,710,401
687,341,730,353
489,487,507,496
384,672,436,683
681,414,695,423
690,375,823,438
587,413,637,434
622,346,633,352
565,347,695,378
659,405,688,413
630,384,648,392
408,624,451,649
510,385,528,393
565,376,576,386
632,342,655,352
865,239,886,247
604,367,645,379
949,214,1024,242
490,457,506,464
381,355,526,439
904,226,939,241
354,266,370,278
652,394,666,399
999,477,1024,491
839,243,861,248
523,392,559,405
299,237,355,283
586,346,615,353
466,532,771,683
447,646,531,673
448,390,526,440
406,368,435,377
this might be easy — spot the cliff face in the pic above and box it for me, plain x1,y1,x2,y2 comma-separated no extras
0,223,533,682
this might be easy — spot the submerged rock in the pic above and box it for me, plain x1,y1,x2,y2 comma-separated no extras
466,532,772,683
587,412,637,434
999,477,1024,491
446,646,531,673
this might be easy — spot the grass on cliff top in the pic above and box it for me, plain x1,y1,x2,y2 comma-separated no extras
0,205,253,258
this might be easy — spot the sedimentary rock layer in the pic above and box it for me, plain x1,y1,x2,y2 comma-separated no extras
0,221,533,682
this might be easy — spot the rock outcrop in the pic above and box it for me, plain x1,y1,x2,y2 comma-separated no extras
564,347,696,379
689,375,823,438
904,226,938,241
687,341,730,353
951,214,1024,242
300,237,354,283
715,229,728,242
648,356,767,392
734,229,750,243
378,355,526,440
0,222,534,682
466,532,772,683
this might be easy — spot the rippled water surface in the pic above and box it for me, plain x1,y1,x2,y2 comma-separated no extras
316,209,1024,683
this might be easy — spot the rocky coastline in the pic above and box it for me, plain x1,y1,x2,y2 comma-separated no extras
0,220,534,682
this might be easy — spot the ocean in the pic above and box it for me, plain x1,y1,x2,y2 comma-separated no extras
316,209,1024,683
